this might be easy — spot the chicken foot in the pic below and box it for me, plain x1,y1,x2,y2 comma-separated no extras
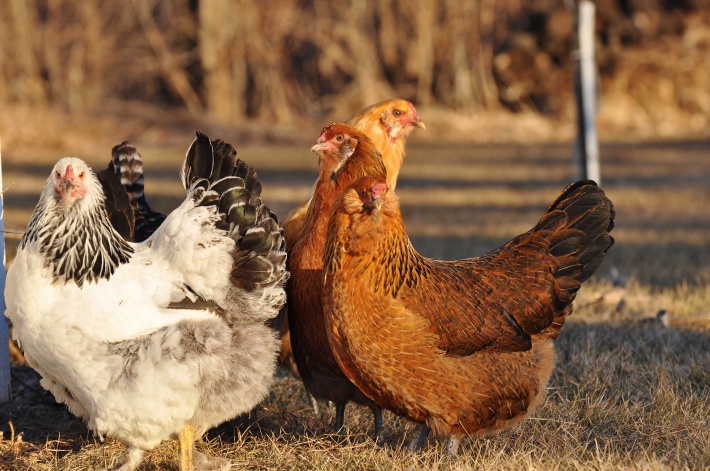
373,407,384,446
309,392,320,415
406,423,461,457
445,437,460,457
194,451,232,470
333,403,345,434
108,447,145,471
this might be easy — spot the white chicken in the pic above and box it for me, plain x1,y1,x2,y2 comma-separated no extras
5,132,288,471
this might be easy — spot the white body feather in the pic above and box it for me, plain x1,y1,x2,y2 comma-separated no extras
6,156,282,452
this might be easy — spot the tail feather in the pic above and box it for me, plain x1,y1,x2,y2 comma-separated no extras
212,139,239,181
182,131,239,189
96,168,135,241
182,131,214,188
183,132,288,322
531,180,614,339
109,141,145,202
227,159,287,302
109,141,167,242
535,180,615,286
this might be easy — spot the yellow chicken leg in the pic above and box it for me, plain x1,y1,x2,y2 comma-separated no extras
178,422,195,471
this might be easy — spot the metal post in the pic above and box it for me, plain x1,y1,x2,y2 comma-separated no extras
0,136,10,402
574,0,601,184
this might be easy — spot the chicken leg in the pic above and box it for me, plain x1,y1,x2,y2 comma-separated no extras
407,424,430,452
373,407,384,446
334,403,384,444
178,422,195,471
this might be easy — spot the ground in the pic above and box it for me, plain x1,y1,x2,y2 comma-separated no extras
1,137,709,469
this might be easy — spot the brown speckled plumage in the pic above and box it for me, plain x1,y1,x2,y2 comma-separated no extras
287,124,388,430
323,176,615,439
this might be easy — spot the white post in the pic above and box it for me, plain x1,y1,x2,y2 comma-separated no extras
0,136,10,402
574,0,601,184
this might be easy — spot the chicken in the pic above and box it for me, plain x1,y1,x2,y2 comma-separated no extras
282,98,424,250
279,99,424,377
287,123,388,439
5,131,288,471
8,163,139,369
322,176,614,455
105,141,168,242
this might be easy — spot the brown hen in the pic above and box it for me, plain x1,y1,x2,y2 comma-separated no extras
322,176,615,454
282,98,424,246
278,99,424,376
287,124,388,438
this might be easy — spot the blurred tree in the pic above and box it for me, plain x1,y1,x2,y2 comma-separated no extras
200,0,246,121
0,0,706,129
7,0,47,106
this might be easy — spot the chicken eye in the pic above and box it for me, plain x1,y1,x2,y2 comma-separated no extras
78,172,85,178
336,134,344,142
393,109,402,117
55,171,61,179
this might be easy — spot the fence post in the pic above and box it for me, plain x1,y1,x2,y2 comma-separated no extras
0,136,10,403
574,0,601,183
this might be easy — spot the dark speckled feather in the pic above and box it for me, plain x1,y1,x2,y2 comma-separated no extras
21,168,133,288
97,168,135,241
107,141,167,242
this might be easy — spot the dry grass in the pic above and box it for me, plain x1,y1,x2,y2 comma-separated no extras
1,137,709,470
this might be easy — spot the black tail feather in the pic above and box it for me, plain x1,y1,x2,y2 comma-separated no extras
109,142,145,203
97,168,135,241
535,180,615,286
182,132,288,318
182,131,241,190
108,141,166,242
211,139,239,181
182,131,213,188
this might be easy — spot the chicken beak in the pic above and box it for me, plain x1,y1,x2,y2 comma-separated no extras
62,178,75,194
373,196,384,211
311,142,326,153
412,118,426,130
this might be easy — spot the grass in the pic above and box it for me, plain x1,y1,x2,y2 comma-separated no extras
1,137,709,469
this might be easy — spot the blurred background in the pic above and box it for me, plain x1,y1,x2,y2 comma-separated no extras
1,0,709,152
2,4,710,467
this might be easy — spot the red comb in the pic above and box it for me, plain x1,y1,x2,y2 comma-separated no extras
371,182,388,197
407,102,419,118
